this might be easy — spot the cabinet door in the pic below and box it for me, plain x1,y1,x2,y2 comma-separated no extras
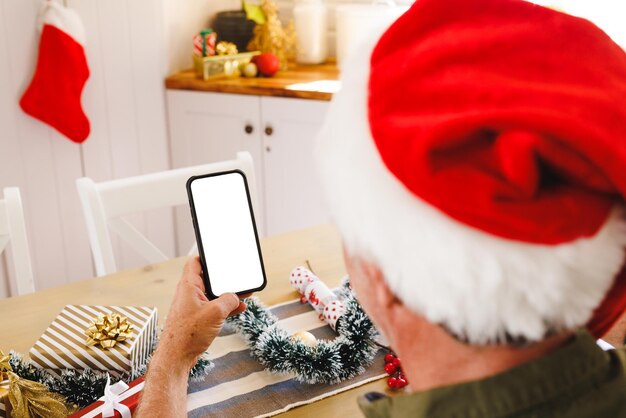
261,97,331,236
167,90,264,254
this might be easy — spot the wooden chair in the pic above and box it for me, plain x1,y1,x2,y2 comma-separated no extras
76,152,259,276
0,187,35,296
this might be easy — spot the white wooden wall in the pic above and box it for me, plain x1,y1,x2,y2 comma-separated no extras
163,0,240,73
1,0,622,298
275,0,626,56
0,0,174,296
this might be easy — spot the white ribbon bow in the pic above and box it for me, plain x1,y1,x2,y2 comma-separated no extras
101,376,132,418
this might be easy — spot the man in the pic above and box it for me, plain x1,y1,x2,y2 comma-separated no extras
138,0,626,416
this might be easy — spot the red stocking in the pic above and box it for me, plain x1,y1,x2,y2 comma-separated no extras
20,1,90,143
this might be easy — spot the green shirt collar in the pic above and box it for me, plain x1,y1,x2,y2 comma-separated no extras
359,330,612,418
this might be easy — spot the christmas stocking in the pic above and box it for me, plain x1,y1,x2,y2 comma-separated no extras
20,1,90,143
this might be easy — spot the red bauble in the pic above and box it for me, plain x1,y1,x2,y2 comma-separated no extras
252,53,280,77
392,358,401,368
396,377,408,388
387,377,397,389
384,353,395,363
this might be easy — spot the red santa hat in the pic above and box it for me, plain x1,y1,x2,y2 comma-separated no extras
317,0,626,344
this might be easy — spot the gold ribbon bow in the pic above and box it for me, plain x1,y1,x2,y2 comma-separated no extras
0,350,70,418
216,41,239,56
85,313,134,349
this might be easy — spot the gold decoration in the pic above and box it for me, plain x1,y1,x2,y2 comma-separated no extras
85,313,134,349
0,351,10,376
247,0,296,70
0,350,71,418
291,331,317,347
216,41,239,56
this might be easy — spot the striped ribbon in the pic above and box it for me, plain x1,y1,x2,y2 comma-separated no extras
29,305,157,377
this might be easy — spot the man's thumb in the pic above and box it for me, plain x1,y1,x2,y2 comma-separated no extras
209,293,241,318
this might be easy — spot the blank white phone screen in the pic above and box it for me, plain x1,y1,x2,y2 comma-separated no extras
191,172,264,296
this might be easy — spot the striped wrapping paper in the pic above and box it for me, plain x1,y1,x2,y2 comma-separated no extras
0,378,9,418
186,297,386,417
29,305,158,378
193,29,216,57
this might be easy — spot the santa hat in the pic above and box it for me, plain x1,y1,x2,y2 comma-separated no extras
317,0,626,344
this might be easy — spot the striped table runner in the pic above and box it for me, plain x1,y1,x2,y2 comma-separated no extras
186,298,385,417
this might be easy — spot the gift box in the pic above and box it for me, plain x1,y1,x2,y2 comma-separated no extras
29,305,158,378
69,376,145,418
193,28,217,57
193,51,260,80
0,377,11,418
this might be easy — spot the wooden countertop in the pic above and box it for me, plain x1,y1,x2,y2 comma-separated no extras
165,62,340,101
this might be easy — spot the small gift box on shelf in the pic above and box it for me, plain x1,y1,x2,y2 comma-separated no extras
193,28,217,57
0,377,11,418
69,376,145,418
193,51,260,80
29,305,158,378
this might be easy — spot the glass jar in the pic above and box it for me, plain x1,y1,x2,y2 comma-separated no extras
293,0,328,64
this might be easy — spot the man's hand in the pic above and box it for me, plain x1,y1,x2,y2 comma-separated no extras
136,257,248,418
158,256,247,371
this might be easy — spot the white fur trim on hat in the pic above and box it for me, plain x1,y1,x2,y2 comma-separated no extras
316,31,626,344
38,1,86,46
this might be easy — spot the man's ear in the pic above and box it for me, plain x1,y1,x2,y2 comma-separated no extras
342,245,397,310
362,260,395,306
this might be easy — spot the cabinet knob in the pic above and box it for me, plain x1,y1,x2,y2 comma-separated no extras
245,124,254,134
265,126,274,136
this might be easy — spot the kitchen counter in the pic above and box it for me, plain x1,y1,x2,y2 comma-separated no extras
165,62,340,101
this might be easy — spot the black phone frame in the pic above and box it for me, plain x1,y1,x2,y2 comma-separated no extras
186,169,267,299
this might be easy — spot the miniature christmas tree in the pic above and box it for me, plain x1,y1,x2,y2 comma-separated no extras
247,0,296,69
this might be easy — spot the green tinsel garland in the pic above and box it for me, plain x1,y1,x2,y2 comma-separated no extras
226,278,380,384
7,339,214,408
7,279,373,406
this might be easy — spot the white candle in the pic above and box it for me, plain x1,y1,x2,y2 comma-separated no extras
294,0,329,64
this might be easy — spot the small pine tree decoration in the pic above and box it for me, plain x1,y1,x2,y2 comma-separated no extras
189,352,215,382
8,351,52,386
7,345,214,409
247,0,296,69
49,369,113,408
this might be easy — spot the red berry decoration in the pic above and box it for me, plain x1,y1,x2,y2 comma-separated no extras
384,363,397,375
383,352,408,391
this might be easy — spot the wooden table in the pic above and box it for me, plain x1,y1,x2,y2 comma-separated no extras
0,224,387,417
3,224,625,417
165,62,340,101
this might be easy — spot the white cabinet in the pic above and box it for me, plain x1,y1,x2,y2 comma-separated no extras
260,97,330,236
166,90,331,252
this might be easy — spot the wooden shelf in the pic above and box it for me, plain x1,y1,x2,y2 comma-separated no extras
165,62,340,101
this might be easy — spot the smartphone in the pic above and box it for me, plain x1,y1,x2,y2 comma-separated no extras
186,170,267,299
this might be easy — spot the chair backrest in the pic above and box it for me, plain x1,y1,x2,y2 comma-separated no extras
76,152,258,276
0,187,35,296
